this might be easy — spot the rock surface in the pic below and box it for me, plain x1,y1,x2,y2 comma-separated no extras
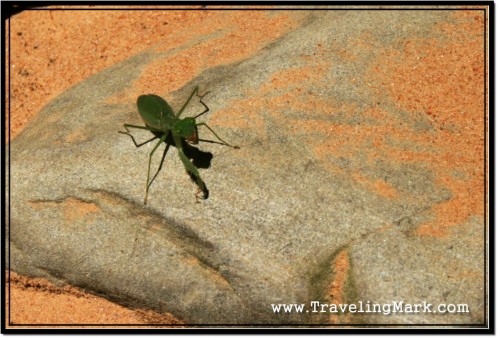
8,10,486,325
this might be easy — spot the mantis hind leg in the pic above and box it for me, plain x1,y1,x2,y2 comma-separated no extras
119,124,157,147
147,143,170,198
145,133,168,204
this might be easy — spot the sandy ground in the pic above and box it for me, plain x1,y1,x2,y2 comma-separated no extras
6,271,184,326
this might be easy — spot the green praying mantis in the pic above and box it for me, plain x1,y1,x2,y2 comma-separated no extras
119,86,239,204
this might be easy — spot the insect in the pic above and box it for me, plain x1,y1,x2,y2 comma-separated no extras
119,86,239,204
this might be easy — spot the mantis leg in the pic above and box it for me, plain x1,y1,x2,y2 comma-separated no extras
144,133,168,204
123,123,151,131
193,89,210,119
175,86,199,119
173,135,209,201
147,143,170,195
196,123,239,149
191,90,238,149
119,124,157,147
197,138,235,147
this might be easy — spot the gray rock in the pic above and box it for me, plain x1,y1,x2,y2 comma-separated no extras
349,217,485,324
8,10,484,325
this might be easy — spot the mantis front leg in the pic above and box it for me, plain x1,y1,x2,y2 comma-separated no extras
173,135,209,201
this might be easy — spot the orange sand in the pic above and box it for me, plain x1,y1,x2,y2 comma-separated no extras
7,271,183,326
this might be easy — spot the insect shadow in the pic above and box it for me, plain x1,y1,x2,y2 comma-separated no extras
146,130,214,199
151,130,214,169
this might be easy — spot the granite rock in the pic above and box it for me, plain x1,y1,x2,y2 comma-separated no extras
8,10,485,325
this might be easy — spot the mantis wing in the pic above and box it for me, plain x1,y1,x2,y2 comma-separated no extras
137,94,175,130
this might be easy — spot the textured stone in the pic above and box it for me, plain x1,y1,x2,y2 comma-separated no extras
8,10,485,325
